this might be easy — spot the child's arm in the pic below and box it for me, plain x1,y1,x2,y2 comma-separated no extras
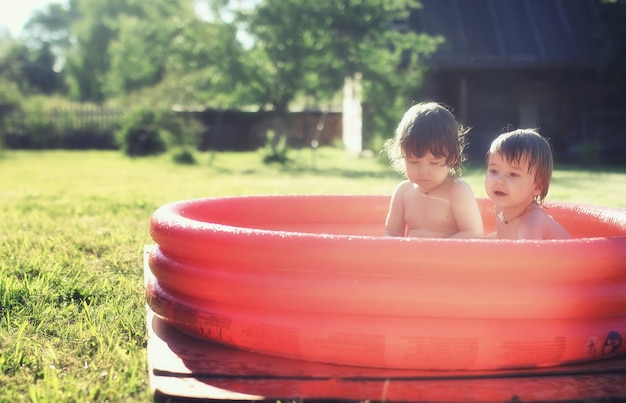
449,180,484,239
384,182,408,237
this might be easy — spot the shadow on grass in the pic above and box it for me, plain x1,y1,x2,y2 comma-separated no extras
210,156,403,180
208,155,626,181
280,166,401,179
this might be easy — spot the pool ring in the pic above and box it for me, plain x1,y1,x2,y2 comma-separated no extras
146,278,626,371
147,195,626,370
148,247,626,320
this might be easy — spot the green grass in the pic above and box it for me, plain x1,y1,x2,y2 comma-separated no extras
0,148,624,401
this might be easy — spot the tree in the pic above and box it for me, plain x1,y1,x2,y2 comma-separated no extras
23,43,63,94
64,0,243,106
0,43,30,91
23,2,77,55
1,2,71,96
62,0,195,102
597,0,626,81
105,2,247,109
0,77,22,148
235,0,440,156
21,2,78,95
0,41,62,94
64,0,134,101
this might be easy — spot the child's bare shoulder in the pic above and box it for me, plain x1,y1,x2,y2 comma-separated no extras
393,179,414,193
448,177,476,197
521,208,571,239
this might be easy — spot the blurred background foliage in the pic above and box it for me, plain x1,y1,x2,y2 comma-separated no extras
0,0,625,158
0,0,442,155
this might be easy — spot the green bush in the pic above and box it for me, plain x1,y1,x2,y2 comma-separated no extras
2,97,122,150
0,79,23,150
578,139,602,166
116,109,167,156
171,147,197,165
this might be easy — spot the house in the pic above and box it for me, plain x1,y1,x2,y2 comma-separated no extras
409,0,626,164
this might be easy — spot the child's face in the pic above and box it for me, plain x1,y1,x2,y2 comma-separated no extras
404,151,450,193
485,152,541,209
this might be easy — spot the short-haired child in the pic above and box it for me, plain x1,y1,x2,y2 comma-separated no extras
484,129,571,240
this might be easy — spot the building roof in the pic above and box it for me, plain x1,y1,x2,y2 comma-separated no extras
409,0,603,70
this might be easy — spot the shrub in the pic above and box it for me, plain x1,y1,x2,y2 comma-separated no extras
116,109,167,156
2,97,122,150
0,79,22,150
171,147,197,165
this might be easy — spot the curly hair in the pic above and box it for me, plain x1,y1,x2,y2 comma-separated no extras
385,102,469,177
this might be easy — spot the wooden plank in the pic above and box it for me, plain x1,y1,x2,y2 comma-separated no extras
144,247,626,402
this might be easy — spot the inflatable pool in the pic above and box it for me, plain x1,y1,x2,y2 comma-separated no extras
146,195,626,370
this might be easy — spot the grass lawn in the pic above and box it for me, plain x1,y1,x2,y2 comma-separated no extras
0,148,624,401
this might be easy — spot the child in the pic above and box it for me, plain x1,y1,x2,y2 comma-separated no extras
484,129,571,240
384,102,484,238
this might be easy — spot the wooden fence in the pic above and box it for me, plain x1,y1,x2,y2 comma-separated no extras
1,106,125,149
2,106,347,152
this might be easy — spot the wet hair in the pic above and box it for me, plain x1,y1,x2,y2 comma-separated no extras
487,129,553,205
385,102,469,177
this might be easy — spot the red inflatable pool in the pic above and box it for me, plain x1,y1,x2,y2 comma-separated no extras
146,195,626,370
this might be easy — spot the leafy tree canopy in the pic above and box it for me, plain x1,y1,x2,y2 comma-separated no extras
6,0,443,147
235,0,441,148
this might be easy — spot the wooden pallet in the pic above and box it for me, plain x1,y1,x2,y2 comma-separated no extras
144,247,626,402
